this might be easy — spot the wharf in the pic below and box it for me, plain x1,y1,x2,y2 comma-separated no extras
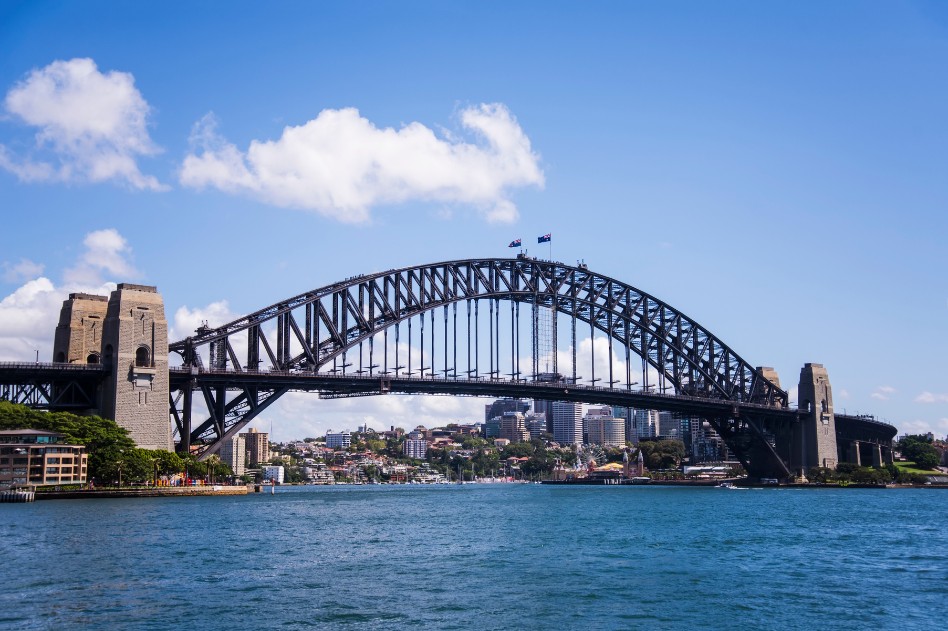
35,485,249,500
1,489,35,502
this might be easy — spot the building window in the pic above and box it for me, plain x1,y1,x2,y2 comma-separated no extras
135,346,150,367
87,353,100,364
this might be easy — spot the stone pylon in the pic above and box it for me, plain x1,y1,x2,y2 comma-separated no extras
794,363,838,474
54,285,172,450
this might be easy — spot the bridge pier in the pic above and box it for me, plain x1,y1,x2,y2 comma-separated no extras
55,285,171,450
792,363,838,475
848,440,862,467
872,443,883,468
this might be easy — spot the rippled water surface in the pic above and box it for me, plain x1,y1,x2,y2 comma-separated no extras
2,485,945,630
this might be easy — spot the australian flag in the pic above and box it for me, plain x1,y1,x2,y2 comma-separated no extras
538,233,551,243
508,238,522,248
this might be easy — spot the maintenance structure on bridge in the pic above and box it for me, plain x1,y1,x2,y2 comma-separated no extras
0,256,897,480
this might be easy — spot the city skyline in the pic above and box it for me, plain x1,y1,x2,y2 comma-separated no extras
1,2,946,440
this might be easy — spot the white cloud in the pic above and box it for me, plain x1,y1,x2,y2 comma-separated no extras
179,104,544,223
915,391,948,404
63,228,139,286
871,385,896,401
0,58,165,190
1,258,44,283
170,300,238,343
0,229,135,361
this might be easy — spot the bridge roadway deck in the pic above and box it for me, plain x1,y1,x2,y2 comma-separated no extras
169,366,797,421
168,368,896,439
0,363,897,440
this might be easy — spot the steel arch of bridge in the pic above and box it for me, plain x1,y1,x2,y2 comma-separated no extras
169,257,788,453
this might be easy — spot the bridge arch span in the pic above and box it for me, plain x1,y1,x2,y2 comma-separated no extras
171,257,787,408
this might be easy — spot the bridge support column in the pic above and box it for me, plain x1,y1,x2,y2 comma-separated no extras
792,363,838,473
849,440,861,466
872,443,883,468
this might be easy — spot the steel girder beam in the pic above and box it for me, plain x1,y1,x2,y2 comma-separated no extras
168,380,289,459
170,258,788,407
0,363,104,410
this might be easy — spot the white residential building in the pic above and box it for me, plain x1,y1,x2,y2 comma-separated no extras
263,465,284,484
326,430,352,450
219,433,246,476
403,431,427,459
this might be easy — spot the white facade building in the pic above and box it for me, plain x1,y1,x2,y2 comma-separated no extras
585,406,626,447
263,465,285,484
552,401,583,445
326,430,352,450
403,431,427,459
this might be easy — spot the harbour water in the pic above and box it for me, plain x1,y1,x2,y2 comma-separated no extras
2,485,944,630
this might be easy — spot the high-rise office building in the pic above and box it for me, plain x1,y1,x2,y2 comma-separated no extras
484,398,531,422
585,406,626,447
499,412,530,443
552,401,583,445
525,414,547,441
632,409,659,440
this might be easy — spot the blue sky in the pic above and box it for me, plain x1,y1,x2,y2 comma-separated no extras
0,1,946,440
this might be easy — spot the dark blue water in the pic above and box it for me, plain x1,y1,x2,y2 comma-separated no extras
1,485,945,630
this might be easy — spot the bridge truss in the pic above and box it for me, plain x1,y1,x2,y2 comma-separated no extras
169,257,797,474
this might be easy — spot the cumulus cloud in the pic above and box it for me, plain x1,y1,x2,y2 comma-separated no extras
915,391,948,404
63,229,139,286
179,104,544,223
0,229,136,361
871,385,896,401
0,58,165,190
2,258,44,283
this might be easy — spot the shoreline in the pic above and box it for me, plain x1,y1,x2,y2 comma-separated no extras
34,485,250,500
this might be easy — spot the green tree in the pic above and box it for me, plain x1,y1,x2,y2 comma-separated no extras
898,435,941,470
638,439,686,470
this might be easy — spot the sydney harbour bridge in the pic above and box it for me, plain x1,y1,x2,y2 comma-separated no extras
0,256,897,480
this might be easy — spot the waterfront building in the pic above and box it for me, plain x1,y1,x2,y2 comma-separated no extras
499,412,530,443
263,465,284,484
326,430,352,450
585,406,626,447
403,431,427,460
219,433,246,476
552,401,583,445
240,427,270,466
0,429,88,489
